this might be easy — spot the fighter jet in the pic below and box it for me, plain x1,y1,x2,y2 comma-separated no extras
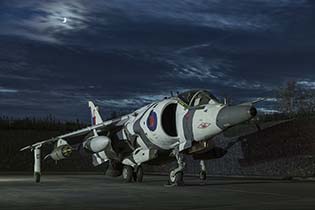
21,90,259,186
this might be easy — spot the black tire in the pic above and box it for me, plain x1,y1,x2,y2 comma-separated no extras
199,171,206,181
169,171,184,186
34,172,41,183
133,166,143,183
122,165,133,183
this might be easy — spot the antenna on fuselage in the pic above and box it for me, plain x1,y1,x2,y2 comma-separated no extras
224,97,228,105
223,95,230,105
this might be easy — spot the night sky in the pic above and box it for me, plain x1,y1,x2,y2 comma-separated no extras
0,0,315,120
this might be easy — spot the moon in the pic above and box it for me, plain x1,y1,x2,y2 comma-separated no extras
62,17,67,23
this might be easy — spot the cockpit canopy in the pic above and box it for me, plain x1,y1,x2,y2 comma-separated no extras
177,90,219,107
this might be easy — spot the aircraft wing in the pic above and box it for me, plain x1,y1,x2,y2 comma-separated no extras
20,115,129,151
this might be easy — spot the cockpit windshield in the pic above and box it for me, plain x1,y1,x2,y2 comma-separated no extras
177,90,219,107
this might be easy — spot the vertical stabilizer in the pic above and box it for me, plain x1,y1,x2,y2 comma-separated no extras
88,101,103,125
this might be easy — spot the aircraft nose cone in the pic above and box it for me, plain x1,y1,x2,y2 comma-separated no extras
216,105,257,129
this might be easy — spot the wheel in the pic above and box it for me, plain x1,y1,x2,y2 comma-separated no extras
34,172,41,183
133,166,143,183
122,165,133,183
103,162,109,175
169,171,184,186
199,171,206,181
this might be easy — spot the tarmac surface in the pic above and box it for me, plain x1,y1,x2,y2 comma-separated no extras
1,174,315,210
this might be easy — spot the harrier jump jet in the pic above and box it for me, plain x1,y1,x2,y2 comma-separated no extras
21,90,259,185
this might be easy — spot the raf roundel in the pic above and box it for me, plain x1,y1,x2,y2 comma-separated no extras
147,111,158,131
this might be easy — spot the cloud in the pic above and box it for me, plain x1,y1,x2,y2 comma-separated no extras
0,87,18,93
0,0,314,120
1,0,300,45
0,0,88,44
89,0,283,31
264,97,278,102
257,107,280,114
95,93,172,109
297,80,315,89
0,73,39,81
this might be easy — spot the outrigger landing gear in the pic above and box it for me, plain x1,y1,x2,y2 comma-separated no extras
199,160,207,182
168,149,185,186
33,146,41,183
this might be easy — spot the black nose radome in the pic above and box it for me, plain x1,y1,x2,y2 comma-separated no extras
216,105,257,129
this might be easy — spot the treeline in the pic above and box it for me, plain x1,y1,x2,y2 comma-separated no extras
255,80,315,122
257,112,315,122
0,113,289,132
0,115,97,172
277,80,315,114
0,115,86,131
0,108,131,131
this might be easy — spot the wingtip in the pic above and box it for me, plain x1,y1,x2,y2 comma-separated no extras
20,146,31,151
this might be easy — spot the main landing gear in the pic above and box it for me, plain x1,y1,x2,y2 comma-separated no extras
122,165,143,183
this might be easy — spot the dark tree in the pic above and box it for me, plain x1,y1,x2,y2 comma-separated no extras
277,80,315,115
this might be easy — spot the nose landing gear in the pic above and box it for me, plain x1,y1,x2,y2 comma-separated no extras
168,149,185,186
169,170,184,186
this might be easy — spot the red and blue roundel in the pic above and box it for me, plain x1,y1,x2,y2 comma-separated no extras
147,111,158,131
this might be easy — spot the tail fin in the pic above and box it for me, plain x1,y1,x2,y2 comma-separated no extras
88,101,103,125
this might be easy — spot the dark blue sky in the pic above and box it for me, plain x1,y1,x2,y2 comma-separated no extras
0,0,315,120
